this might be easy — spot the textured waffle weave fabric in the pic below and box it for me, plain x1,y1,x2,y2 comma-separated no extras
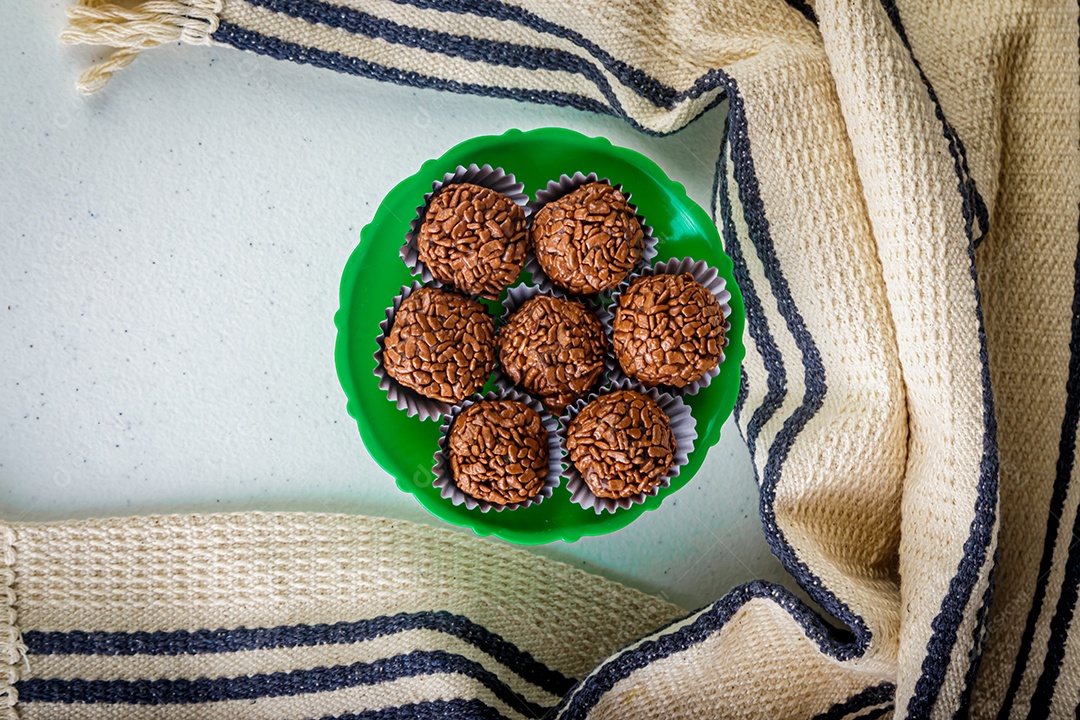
11,0,1078,717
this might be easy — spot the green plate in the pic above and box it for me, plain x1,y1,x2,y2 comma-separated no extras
335,127,745,545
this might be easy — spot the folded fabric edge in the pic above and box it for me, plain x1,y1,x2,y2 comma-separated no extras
553,579,896,719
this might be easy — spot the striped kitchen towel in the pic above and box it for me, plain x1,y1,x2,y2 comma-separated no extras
20,0,1079,717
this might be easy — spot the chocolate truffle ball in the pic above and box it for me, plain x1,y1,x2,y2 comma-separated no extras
417,183,528,299
382,286,496,403
613,273,725,388
566,390,676,499
530,182,644,294
499,294,607,413
448,400,549,505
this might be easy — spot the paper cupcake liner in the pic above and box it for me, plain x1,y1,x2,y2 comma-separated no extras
524,172,657,299
492,282,617,408
497,280,577,324
432,388,563,512
558,378,697,514
604,257,733,397
401,164,531,295
373,280,489,423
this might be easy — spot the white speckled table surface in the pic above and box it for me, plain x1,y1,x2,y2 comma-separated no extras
1,2,801,610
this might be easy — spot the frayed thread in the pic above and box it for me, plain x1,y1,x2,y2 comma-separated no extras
60,0,222,94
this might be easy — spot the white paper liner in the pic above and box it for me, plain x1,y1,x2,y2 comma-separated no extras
373,281,494,423
432,388,563,512
492,283,617,408
558,378,697,514
604,257,733,397
401,164,531,296
524,172,657,298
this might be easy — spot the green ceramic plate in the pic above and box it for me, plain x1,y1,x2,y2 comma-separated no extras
335,127,745,545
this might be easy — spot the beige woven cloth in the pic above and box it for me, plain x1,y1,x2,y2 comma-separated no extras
9,0,1077,717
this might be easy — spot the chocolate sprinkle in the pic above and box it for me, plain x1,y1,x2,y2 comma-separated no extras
499,294,607,413
530,182,644,294
448,400,549,505
613,273,725,388
382,286,496,403
566,390,676,499
417,183,528,299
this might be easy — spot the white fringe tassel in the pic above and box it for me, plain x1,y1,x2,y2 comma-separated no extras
60,0,222,94
0,527,26,720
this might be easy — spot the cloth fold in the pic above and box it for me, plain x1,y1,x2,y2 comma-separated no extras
32,0,1080,717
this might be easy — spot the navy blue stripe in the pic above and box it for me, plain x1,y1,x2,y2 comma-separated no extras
875,4,1000,718
212,22,725,138
250,0,592,74
16,649,550,715
388,0,814,112
784,0,818,24
553,581,864,720
725,76,870,654
242,0,639,128
323,699,510,720
953,548,998,719
1027,206,1080,717
388,0,678,107
708,141,751,433
714,115,788,457
735,366,749,428
212,23,612,116
811,682,896,720
385,0,729,111
23,610,574,697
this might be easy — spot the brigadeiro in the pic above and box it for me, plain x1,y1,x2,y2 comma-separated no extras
447,399,549,505
530,181,645,295
381,285,496,405
499,290,608,413
613,272,725,388
416,182,528,299
565,389,676,500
